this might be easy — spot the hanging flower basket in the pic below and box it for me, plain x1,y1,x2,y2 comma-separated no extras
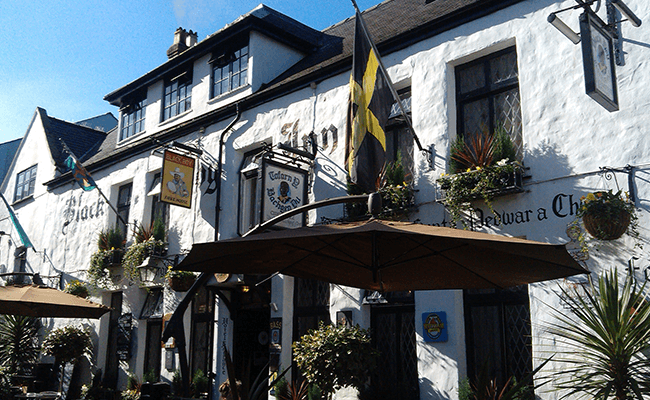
582,210,631,240
578,190,636,241
167,272,196,291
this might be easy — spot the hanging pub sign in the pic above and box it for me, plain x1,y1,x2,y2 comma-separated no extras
261,160,307,229
580,11,619,112
161,150,195,208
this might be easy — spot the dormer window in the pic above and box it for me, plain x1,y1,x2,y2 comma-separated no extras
210,42,249,98
120,97,146,141
162,71,192,121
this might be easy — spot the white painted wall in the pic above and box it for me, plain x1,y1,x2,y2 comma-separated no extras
4,0,650,398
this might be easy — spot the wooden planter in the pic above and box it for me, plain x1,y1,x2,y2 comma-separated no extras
583,210,631,240
168,275,196,291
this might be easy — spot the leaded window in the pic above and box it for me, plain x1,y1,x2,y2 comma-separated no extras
14,165,37,202
211,43,249,98
117,183,132,240
293,278,330,340
456,47,523,160
386,88,414,181
120,98,146,141
162,74,192,121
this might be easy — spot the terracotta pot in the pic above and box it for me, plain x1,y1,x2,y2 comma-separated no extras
168,275,196,291
582,210,631,240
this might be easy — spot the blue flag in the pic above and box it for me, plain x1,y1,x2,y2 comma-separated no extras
64,154,97,191
0,193,33,248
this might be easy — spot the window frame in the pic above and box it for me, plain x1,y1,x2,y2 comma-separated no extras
14,164,37,202
119,97,147,142
455,46,522,159
237,149,263,236
210,42,249,98
116,183,132,240
148,172,169,230
385,88,414,181
162,72,192,122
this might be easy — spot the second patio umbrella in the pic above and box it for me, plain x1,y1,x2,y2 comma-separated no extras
0,284,110,319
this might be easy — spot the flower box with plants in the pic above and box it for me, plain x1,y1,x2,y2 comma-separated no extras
166,268,196,292
64,279,90,299
436,126,524,227
577,189,637,241
123,218,168,285
88,226,125,288
345,154,416,221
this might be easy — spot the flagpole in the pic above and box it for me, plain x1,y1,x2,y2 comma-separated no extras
349,0,431,160
58,139,128,229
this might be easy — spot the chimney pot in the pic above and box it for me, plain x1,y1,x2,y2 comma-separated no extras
167,27,195,59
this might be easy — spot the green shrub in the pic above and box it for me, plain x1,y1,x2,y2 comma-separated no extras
42,325,92,365
293,322,378,398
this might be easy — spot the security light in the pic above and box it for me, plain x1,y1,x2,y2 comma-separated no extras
610,0,642,27
548,13,581,44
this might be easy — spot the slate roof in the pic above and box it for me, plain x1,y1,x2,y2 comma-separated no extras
0,139,21,182
76,113,118,133
48,0,524,188
38,108,109,166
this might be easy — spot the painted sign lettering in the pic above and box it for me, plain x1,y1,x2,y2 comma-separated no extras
62,194,105,235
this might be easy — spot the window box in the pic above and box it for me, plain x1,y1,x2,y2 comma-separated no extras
436,161,524,226
436,162,524,202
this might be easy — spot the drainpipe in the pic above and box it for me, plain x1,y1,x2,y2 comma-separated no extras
161,104,241,397
215,103,241,241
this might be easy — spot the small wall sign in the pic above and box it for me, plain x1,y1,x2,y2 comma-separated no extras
422,312,447,343
269,318,282,354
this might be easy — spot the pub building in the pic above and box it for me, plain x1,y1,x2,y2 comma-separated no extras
1,0,648,399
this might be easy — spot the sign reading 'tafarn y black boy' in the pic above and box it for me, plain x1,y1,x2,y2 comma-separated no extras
263,161,306,229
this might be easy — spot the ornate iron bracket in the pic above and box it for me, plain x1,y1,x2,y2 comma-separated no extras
599,164,636,202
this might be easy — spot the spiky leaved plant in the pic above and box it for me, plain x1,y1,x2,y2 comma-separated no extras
546,269,650,400
0,315,41,375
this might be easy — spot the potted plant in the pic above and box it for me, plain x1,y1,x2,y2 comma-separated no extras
41,326,93,393
64,279,90,299
436,126,523,227
88,226,125,288
166,268,196,292
123,220,167,285
577,190,636,240
292,322,379,399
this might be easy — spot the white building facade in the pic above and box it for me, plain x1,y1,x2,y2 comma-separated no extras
2,0,650,399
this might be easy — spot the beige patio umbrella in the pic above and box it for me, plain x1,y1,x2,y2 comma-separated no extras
0,285,110,318
177,219,588,292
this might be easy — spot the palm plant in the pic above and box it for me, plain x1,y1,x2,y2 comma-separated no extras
545,269,650,400
0,315,41,375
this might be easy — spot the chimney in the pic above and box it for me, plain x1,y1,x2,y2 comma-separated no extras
167,27,198,59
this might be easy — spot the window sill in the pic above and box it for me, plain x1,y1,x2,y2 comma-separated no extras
12,195,34,207
208,84,250,105
117,131,147,147
159,109,192,127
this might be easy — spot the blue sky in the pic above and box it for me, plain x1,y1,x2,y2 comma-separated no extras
0,0,383,143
